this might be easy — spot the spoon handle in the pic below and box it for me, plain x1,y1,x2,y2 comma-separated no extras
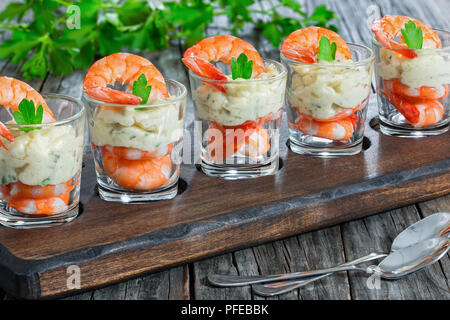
208,252,387,287
252,252,387,296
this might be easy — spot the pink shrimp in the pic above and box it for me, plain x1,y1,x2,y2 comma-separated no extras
385,79,449,100
101,144,173,161
0,185,10,202
238,126,271,161
83,53,169,105
281,27,352,63
182,35,265,82
8,193,70,216
205,121,258,163
383,88,444,128
102,151,172,190
0,77,55,150
9,179,74,199
371,15,441,58
295,114,357,141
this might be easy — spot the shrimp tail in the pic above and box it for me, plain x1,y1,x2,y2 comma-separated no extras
182,57,227,93
84,87,142,105
0,122,14,150
182,57,228,81
281,46,317,64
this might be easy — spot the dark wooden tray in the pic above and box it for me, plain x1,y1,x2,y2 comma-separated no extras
0,97,449,299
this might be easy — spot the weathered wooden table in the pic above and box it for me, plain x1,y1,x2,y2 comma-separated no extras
0,0,449,300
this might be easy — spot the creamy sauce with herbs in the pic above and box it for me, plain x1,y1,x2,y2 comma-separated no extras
193,64,286,126
288,60,372,120
0,125,83,186
377,47,450,88
90,100,184,151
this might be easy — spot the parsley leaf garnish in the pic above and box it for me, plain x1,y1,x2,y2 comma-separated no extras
132,74,152,105
317,36,337,62
401,20,423,49
13,99,44,132
231,53,253,80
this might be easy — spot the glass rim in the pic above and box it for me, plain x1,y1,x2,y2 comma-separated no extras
371,28,450,51
280,42,374,67
82,78,187,108
187,58,287,83
5,93,85,129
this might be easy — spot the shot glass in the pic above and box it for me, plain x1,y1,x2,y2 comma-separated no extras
84,80,186,203
281,43,374,157
0,94,85,229
373,29,450,137
189,58,287,179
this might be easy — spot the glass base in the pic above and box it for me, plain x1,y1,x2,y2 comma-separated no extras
379,118,450,138
200,157,279,180
0,204,79,229
289,137,363,157
97,180,178,203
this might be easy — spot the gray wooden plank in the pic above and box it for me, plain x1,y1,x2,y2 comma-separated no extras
294,226,350,300
376,0,450,30
87,266,189,300
192,225,350,300
193,253,253,300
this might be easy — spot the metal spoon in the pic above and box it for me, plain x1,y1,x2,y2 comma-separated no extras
252,212,450,296
254,235,449,296
209,236,449,291
208,212,450,289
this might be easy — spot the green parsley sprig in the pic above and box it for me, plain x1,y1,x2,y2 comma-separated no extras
317,36,337,62
0,0,339,80
231,53,253,80
13,99,44,131
132,74,152,105
401,20,423,49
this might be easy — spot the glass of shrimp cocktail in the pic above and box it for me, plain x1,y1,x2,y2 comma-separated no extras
0,77,85,228
183,35,287,179
372,15,450,137
83,53,186,203
281,27,374,157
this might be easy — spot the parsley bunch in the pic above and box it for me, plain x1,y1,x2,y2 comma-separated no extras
0,0,339,80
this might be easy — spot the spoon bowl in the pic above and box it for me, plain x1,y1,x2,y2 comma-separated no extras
391,212,450,251
377,236,449,279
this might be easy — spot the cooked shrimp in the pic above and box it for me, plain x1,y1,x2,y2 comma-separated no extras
295,114,357,141
83,53,169,105
205,121,256,163
9,179,74,199
0,185,10,202
102,144,173,161
256,109,283,125
385,79,449,100
8,193,70,216
238,126,270,161
102,151,171,190
0,77,55,150
182,35,265,81
383,88,444,127
281,27,352,63
371,15,441,58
